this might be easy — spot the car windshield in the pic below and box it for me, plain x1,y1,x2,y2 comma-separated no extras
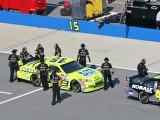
131,77,149,84
61,61,84,74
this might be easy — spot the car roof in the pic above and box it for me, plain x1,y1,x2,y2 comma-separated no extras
21,56,75,68
129,75,158,84
22,60,40,68
45,56,75,66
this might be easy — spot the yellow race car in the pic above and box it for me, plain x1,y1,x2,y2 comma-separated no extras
17,56,104,92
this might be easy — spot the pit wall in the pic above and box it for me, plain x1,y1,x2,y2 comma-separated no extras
0,11,159,42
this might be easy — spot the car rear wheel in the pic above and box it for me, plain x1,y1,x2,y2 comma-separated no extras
16,78,21,82
30,74,41,87
71,80,81,92
139,92,149,104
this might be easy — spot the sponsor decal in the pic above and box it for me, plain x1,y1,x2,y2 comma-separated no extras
79,79,85,84
127,90,136,96
127,10,132,13
132,84,153,93
22,68,36,73
151,6,158,10
79,69,96,77
94,76,102,81
62,76,69,81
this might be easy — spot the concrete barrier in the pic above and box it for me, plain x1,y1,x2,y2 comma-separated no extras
0,11,159,42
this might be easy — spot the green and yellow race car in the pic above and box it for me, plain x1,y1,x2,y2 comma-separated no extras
17,56,104,92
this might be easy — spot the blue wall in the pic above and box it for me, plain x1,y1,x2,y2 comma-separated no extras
0,11,159,42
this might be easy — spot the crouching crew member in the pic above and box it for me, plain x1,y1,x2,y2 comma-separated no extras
137,59,148,77
37,59,49,91
20,47,32,65
77,43,91,67
8,49,19,82
54,43,61,57
101,57,114,89
50,71,63,105
35,44,44,61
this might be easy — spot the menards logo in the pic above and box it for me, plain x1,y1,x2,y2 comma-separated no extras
132,84,153,93
22,68,36,73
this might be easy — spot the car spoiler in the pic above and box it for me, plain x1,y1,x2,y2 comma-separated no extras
153,74,160,79
126,75,149,82
126,77,130,82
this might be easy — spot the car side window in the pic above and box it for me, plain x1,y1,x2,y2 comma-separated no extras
144,80,155,88
50,66,60,73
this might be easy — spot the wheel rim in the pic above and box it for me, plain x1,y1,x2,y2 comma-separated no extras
139,92,149,103
31,75,40,87
32,79,39,86
72,81,81,92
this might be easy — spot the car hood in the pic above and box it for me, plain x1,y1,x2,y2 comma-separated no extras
67,67,103,82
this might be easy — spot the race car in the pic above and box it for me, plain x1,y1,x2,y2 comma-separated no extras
17,56,104,92
124,74,160,104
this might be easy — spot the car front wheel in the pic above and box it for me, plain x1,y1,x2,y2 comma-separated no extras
71,80,81,92
30,74,41,87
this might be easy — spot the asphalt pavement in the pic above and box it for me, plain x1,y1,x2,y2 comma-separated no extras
1,23,160,72
0,53,159,120
0,2,160,118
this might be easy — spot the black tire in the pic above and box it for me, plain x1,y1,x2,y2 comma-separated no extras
109,15,120,23
38,10,46,16
71,80,81,92
138,92,149,104
60,8,71,16
42,10,47,16
17,78,21,82
30,74,41,87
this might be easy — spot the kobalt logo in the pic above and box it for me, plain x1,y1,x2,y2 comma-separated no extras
132,84,153,93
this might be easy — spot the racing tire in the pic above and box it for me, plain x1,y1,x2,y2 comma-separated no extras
17,78,21,82
60,8,71,16
71,80,81,92
42,10,47,16
138,92,149,104
30,74,41,87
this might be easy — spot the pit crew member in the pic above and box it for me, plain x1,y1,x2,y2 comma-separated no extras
37,59,49,91
8,49,19,82
54,43,61,57
35,44,44,61
101,57,114,89
20,47,33,64
50,71,63,105
137,59,148,77
77,43,91,67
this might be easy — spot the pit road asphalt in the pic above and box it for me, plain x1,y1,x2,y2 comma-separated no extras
0,21,160,120
0,53,159,120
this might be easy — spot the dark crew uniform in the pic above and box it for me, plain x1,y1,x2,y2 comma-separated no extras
8,54,19,82
35,47,44,61
77,48,90,67
101,62,114,89
51,73,62,105
20,51,30,64
137,63,148,77
55,47,61,57
37,63,49,91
